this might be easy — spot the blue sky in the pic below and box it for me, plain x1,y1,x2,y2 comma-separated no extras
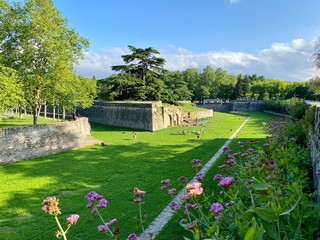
53,0,320,81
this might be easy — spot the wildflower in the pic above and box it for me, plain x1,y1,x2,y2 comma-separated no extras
160,179,171,185
127,233,140,240
218,177,235,188
196,172,203,181
97,198,108,208
246,179,254,185
160,186,166,190
147,230,154,237
191,159,200,164
218,164,226,169
263,143,269,147
197,163,203,168
178,176,188,184
261,122,267,126
210,202,223,214
168,188,176,196
237,141,244,145
169,201,181,211
219,191,224,195
98,219,117,232
225,202,233,207
246,148,254,153
67,214,79,225
42,196,61,216
241,153,248,158
180,218,187,224
186,182,203,197
289,137,296,142
134,198,141,203
134,188,146,197
213,174,223,181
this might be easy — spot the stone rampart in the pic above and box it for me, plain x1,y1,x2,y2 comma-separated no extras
305,101,320,201
0,118,98,164
199,101,263,112
77,101,158,131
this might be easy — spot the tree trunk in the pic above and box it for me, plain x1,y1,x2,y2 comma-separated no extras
33,108,38,125
44,104,47,119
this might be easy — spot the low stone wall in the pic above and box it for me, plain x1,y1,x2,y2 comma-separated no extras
199,101,263,112
0,118,98,165
305,101,320,201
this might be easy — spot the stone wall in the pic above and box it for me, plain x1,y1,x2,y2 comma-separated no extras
305,101,320,201
199,101,263,112
77,101,159,131
0,118,98,165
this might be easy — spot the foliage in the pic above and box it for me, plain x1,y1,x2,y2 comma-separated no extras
263,98,305,119
303,104,316,132
0,0,90,125
0,66,24,115
160,118,319,240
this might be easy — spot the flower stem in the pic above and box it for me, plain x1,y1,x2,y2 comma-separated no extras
138,202,147,239
55,216,67,240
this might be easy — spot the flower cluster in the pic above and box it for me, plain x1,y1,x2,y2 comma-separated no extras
85,191,108,211
42,196,61,216
98,218,117,232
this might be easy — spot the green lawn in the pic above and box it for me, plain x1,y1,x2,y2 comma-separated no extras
0,111,275,240
0,115,58,128
155,111,277,240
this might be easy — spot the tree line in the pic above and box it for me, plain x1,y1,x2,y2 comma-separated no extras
97,45,320,103
0,0,96,124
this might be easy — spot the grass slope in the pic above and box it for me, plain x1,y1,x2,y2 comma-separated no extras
0,112,274,240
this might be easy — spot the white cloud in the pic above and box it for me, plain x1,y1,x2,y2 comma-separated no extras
75,38,320,82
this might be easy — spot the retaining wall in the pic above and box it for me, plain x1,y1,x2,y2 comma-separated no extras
305,101,320,201
199,101,263,112
0,118,98,164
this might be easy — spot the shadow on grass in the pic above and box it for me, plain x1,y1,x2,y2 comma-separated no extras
0,112,276,240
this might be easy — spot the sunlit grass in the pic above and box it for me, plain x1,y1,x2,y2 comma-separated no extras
0,111,275,239
0,114,59,128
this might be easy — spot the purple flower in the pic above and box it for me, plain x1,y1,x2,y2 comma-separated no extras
127,233,140,240
160,185,167,190
196,172,203,181
197,163,203,168
225,202,233,207
147,230,153,237
134,198,141,203
213,174,223,181
191,159,200,164
289,137,296,142
218,164,226,169
246,179,254,185
97,199,107,208
168,188,176,196
218,177,235,188
210,202,223,214
98,224,108,232
86,201,94,209
219,190,224,195
247,148,254,153
178,176,188,184
241,153,248,158
263,143,269,147
85,191,99,202
169,201,181,211
180,218,187,224
160,179,171,185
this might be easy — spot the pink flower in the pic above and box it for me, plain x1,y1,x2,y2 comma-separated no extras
218,177,235,188
147,230,154,237
67,214,79,225
246,148,254,153
186,182,203,197
180,218,187,224
289,137,296,142
210,202,223,214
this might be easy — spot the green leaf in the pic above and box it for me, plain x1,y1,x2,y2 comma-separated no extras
244,222,257,240
279,197,301,216
183,237,192,240
260,219,279,240
255,224,265,240
252,183,268,191
253,206,276,221
242,210,255,220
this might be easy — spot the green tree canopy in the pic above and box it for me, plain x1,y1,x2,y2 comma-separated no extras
0,0,90,124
